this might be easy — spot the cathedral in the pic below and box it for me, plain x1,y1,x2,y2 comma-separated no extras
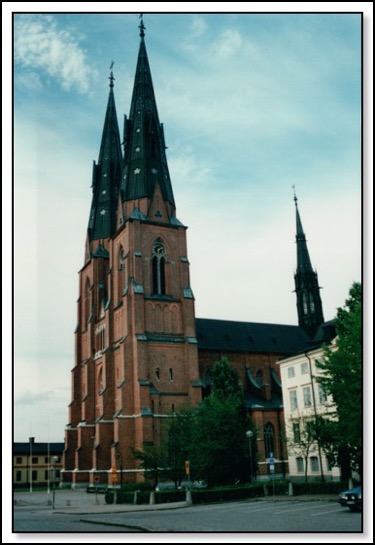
62,19,329,486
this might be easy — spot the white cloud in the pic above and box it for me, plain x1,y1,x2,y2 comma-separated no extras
14,14,97,94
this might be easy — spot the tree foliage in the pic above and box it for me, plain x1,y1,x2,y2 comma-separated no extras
134,358,257,488
316,282,362,476
189,357,256,487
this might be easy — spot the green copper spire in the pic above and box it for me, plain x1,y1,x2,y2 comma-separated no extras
121,23,176,209
88,66,122,241
293,189,324,338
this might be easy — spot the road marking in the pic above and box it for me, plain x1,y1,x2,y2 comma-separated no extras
311,507,352,516
273,502,334,515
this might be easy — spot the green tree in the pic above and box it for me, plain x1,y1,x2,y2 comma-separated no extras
316,282,362,477
163,407,194,489
131,443,166,488
286,416,319,482
189,357,256,486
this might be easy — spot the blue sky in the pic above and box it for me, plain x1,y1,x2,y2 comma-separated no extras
9,7,366,446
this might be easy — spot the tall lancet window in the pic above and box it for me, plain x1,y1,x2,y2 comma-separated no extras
152,239,166,296
85,279,91,325
118,246,125,301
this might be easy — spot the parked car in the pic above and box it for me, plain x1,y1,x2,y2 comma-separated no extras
338,485,362,511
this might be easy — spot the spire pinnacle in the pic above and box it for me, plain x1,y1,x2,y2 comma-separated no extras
292,185,298,206
109,60,115,88
139,13,146,38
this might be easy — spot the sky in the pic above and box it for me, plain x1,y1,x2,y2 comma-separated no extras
7,5,369,449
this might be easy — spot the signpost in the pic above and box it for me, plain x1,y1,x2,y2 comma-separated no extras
94,476,100,505
269,453,275,497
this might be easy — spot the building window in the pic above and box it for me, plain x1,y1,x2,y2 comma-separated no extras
305,420,316,440
302,293,308,315
303,386,312,407
85,278,91,324
169,368,173,382
16,457,22,464
44,457,49,464
98,368,104,394
264,423,275,459
318,384,327,404
293,422,301,442
296,457,304,473
255,370,263,386
152,240,166,295
289,389,298,411
287,367,295,378
118,246,126,300
32,457,38,464
155,368,160,382
32,470,37,481
16,471,22,482
300,362,308,375
310,456,319,472
44,470,49,480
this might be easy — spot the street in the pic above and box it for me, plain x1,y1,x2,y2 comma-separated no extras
13,491,362,534
80,499,362,533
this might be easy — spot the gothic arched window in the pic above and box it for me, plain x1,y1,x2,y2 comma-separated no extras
264,423,275,459
85,279,91,324
118,246,125,300
152,239,166,295
256,370,263,386
98,368,104,394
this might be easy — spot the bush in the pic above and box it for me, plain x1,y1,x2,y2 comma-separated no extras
291,481,346,495
104,491,114,504
192,484,264,505
155,490,186,504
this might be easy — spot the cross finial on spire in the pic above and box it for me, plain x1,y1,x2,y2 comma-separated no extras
293,185,298,206
109,61,115,87
139,13,146,37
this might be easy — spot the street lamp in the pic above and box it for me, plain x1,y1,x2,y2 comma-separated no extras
246,430,254,484
50,456,59,509
116,452,123,490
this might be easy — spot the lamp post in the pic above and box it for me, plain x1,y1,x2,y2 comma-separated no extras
29,437,34,493
51,456,59,509
246,430,254,484
116,452,123,490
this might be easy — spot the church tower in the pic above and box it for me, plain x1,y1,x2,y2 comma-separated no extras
293,191,324,338
63,19,201,487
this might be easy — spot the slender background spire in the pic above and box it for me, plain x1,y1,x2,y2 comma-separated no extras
293,190,324,338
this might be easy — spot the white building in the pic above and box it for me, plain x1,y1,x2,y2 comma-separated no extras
278,336,341,481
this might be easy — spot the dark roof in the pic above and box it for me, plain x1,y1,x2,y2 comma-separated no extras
278,320,337,359
13,442,64,455
196,318,309,356
244,391,283,410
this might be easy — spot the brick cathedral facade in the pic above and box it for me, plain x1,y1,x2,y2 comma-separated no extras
62,21,326,486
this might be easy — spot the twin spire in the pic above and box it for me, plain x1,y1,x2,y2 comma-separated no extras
86,17,325,338
88,15,175,244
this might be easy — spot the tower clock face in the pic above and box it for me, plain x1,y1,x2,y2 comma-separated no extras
153,243,165,258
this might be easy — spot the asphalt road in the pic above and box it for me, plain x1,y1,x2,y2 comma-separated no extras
13,498,362,534
80,499,362,533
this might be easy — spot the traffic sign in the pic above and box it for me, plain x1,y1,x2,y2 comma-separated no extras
185,460,190,475
269,457,275,464
269,464,275,473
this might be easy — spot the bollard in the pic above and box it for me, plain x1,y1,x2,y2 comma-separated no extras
288,482,294,496
66,500,71,506
149,491,155,505
263,484,268,497
133,491,138,505
186,489,193,505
